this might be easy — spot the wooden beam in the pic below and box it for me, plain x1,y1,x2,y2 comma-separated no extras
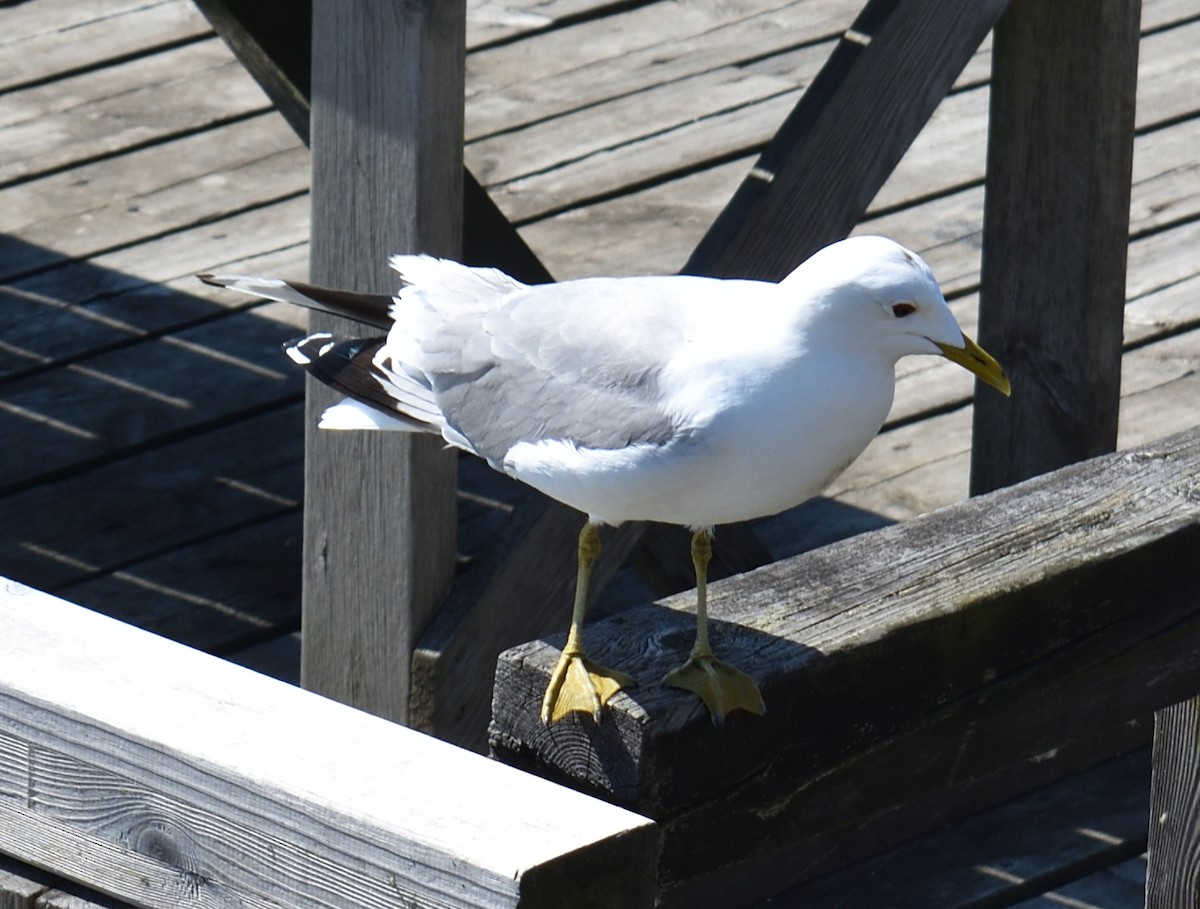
971,0,1141,494
491,426,1200,908
303,2,463,721
190,0,312,139
1147,696,1200,905
0,580,658,909
683,0,1011,281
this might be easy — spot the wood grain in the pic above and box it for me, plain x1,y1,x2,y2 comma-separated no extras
491,426,1200,907
1147,696,1200,906
304,1,464,723
971,0,1141,494
0,40,272,187
684,0,1009,280
771,748,1150,907
0,579,658,909
0,0,210,95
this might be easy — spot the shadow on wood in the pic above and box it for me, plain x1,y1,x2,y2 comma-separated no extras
491,426,1200,907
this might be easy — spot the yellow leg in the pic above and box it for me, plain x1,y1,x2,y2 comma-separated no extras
663,529,766,722
541,522,634,724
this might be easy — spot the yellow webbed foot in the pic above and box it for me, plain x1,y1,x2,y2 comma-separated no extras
541,648,634,724
664,653,765,722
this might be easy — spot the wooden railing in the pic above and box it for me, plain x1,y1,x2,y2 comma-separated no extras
491,426,1200,907
0,580,656,909
5,428,1194,908
190,0,1142,754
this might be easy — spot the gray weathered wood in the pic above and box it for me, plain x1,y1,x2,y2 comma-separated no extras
683,0,1010,280
190,0,312,139
491,426,1200,907
970,0,1142,494
0,0,209,96
773,747,1150,908
198,0,552,284
0,579,658,909
0,855,49,909
0,39,272,188
304,1,463,722
1146,696,1200,906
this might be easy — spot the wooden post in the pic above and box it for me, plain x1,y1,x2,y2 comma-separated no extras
1147,696,1200,906
304,2,463,722
971,0,1141,495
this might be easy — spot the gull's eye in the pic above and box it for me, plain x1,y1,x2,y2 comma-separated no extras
892,302,917,318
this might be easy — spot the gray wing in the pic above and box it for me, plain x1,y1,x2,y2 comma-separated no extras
420,275,710,466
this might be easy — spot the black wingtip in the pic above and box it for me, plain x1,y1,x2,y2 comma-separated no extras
196,273,222,287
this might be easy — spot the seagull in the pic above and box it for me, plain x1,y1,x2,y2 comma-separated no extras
199,236,1010,724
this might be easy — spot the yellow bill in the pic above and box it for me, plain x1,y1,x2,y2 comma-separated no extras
936,334,1012,397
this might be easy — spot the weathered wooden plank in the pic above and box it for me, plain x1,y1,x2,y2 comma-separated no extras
0,854,50,909
0,855,133,909
0,240,309,386
481,84,803,225
55,511,302,656
0,0,171,48
0,190,310,305
465,0,669,49
1009,858,1148,908
0,0,210,94
470,64,800,192
491,427,1200,906
0,39,272,187
465,0,857,134
971,0,1141,494
226,631,302,685
190,0,312,139
770,748,1150,908
0,115,306,275
1146,696,1200,906
517,154,749,278
0,302,302,489
869,17,1200,218
192,0,551,284
505,7,1197,280
683,0,1009,280
305,0,462,723
0,404,303,591
1128,117,1200,237
1125,272,1200,346
0,579,658,909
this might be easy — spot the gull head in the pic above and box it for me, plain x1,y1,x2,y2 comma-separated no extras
787,236,1011,396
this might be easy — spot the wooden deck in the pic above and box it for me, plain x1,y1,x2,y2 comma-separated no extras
1,0,1198,904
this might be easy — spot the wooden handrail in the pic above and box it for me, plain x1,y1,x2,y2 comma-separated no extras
0,580,657,909
491,426,1200,907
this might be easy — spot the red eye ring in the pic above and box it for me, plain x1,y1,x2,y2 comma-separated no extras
892,302,917,318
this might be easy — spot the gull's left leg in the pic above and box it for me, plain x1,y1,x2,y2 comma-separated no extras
541,521,635,724
664,528,766,722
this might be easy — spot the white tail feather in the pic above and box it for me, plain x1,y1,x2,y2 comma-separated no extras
318,400,414,431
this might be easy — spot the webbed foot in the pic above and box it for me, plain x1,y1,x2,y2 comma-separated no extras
664,653,765,722
541,647,634,724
